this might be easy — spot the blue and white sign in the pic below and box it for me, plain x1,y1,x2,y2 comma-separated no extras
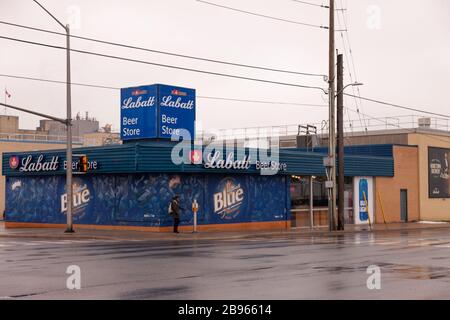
120,85,158,140
120,84,196,141
353,177,374,225
157,84,196,139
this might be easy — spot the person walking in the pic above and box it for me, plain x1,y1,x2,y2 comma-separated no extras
169,195,182,233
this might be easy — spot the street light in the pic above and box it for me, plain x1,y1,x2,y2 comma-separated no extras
336,77,364,231
326,79,364,232
336,82,364,97
33,0,74,233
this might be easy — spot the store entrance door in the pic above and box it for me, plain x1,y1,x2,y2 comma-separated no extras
400,189,408,222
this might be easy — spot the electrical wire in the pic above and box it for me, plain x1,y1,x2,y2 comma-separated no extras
0,72,328,108
337,0,369,131
1,73,448,144
344,93,450,119
0,34,328,93
0,20,326,78
196,0,328,29
291,0,329,9
337,7,367,132
335,8,364,134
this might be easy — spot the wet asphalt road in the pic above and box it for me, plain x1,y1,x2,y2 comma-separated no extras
1,228,450,299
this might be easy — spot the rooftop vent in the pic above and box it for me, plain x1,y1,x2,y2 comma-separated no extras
418,117,431,128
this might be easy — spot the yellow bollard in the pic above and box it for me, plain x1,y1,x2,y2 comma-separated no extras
363,191,372,231
377,191,387,225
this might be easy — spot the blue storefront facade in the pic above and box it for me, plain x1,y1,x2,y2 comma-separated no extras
2,141,395,232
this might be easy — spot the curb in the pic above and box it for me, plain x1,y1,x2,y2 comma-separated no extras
0,233,116,241
1,224,450,242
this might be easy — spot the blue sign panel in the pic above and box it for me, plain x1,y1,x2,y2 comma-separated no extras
359,178,369,222
120,85,158,140
5,173,288,228
203,174,288,225
157,84,196,140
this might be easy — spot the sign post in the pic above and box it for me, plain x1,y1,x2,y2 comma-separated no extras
192,199,199,233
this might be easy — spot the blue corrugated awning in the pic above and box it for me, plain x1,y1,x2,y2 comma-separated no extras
2,141,394,177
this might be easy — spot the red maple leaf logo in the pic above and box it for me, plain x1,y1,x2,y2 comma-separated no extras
9,156,19,169
190,150,202,164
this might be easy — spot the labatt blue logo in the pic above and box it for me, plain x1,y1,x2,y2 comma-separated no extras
213,178,244,220
60,178,92,221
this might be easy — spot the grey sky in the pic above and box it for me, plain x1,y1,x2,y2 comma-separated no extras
0,0,449,133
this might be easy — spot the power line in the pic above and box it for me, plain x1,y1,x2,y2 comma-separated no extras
335,7,366,133
2,34,446,119
344,93,450,119
196,0,328,29
0,34,328,93
0,20,326,78
0,72,329,108
197,95,328,107
337,0,369,132
291,0,329,9
0,73,119,90
2,74,448,143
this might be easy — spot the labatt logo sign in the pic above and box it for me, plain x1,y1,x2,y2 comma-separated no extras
60,179,92,220
160,95,194,110
121,89,155,110
204,151,251,170
14,155,59,172
213,178,245,220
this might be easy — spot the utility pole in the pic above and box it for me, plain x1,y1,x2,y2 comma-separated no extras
327,0,337,231
65,24,74,233
337,53,345,231
33,0,73,233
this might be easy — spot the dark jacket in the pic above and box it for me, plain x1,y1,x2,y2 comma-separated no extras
171,199,181,218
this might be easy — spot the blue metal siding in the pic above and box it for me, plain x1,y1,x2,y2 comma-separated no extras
2,141,394,177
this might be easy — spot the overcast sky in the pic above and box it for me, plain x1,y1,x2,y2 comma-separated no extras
0,0,449,134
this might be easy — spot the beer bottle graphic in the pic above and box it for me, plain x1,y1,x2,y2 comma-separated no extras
359,179,369,222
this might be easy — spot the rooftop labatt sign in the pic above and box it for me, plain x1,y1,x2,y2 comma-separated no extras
121,84,196,141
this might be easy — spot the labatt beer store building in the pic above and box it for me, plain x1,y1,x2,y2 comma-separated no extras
2,84,394,232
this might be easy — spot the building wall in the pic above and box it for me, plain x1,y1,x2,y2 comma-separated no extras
374,146,419,223
0,141,66,219
38,119,99,137
4,173,290,232
408,133,450,221
0,115,19,133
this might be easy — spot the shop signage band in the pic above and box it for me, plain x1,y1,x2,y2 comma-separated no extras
198,150,288,173
8,154,98,174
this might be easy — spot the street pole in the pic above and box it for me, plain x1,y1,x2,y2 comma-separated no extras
309,176,314,229
337,53,345,231
65,24,74,233
33,1,73,233
328,0,337,231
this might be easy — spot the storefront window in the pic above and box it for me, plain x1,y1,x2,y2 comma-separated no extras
343,177,354,224
290,176,310,228
290,176,355,228
290,176,309,210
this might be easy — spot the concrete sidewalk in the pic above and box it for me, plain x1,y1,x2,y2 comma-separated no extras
1,220,450,241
